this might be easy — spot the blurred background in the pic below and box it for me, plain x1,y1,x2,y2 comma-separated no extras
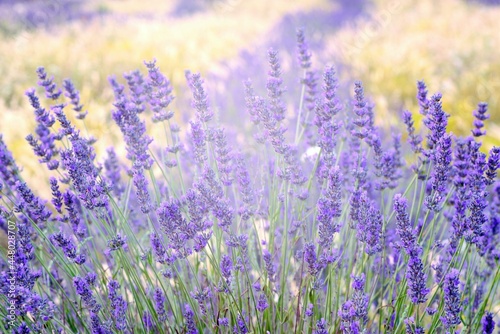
1,0,499,191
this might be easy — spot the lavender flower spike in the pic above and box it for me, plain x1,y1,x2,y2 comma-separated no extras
472,102,489,137
188,73,213,123
481,312,495,334
441,269,461,329
267,48,287,122
416,80,429,116
393,194,417,253
296,28,312,69
36,67,62,100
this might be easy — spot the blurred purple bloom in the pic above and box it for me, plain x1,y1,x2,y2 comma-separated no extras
402,110,423,155
220,254,233,280
296,28,312,69
257,293,269,312
144,59,175,123
317,166,342,248
154,287,167,322
36,67,62,100
481,312,495,334
132,170,153,214
416,81,429,116
184,304,198,334
315,318,329,334
472,102,489,137
263,249,276,282
190,120,207,165
214,128,233,186
267,49,286,122
103,147,125,198
63,79,87,119
304,242,318,276
188,73,213,123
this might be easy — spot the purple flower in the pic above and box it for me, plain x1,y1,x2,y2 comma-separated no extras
184,304,198,334
63,79,87,119
104,148,125,198
108,280,128,330
234,314,248,334
234,153,254,220
124,69,147,114
485,146,499,185
404,317,424,334
315,66,342,179
110,76,153,169
402,110,423,155
338,300,360,334
36,67,61,100
304,242,318,276
425,134,452,211
315,318,329,334
406,252,429,304
267,49,286,122
424,93,449,161
450,137,473,242
49,177,63,214
154,287,167,322
305,303,314,317
220,254,233,280
263,249,276,282
481,312,495,334
63,190,86,238
355,192,383,255
13,323,31,334
472,102,489,137
244,80,260,125
190,120,207,165
15,181,51,223
214,128,233,186
150,232,167,263
143,311,154,331
219,317,229,327
50,231,85,264
188,73,213,123
60,132,108,210
441,269,461,329
90,313,112,334
132,170,153,214
0,135,21,187
25,88,55,128
393,194,418,254
317,166,342,248
257,293,269,312
296,28,312,69
107,233,127,252
416,81,429,116
74,275,101,313
144,59,175,123
351,81,370,140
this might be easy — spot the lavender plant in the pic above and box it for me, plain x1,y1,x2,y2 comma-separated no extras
0,31,499,334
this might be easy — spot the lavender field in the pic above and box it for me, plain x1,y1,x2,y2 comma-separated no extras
0,0,499,333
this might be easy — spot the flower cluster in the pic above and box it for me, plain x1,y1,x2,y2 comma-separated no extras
0,30,498,334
